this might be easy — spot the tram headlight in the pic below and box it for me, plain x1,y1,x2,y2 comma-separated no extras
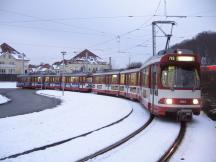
193,99,199,105
165,98,173,105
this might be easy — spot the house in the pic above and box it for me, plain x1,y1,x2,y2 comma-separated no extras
28,63,54,74
0,43,29,74
52,61,63,75
63,49,111,73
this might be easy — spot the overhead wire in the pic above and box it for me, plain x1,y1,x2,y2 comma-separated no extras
87,0,162,49
0,8,110,35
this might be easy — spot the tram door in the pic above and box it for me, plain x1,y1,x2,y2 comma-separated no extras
150,64,158,113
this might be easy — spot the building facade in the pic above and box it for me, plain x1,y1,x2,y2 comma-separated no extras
63,49,111,73
0,43,29,74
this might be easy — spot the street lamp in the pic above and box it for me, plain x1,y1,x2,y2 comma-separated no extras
22,53,26,74
61,51,66,96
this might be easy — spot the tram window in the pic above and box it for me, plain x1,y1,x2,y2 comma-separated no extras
119,86,124,91
55,77,60,82
82,77,86,82
161,66,175,88
71,77,79,83
65,77,69,82
95,76,104,84
111,85,119,90
45,77,49,82
120,74,125,84
130,87,137,93
86,77,92,83
111,74,118,84
142,67,149,87
130,73,137,85
161,66,199,88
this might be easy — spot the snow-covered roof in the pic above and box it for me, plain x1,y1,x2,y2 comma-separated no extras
0,43,29,61
52,64,60,70
70,49,107,65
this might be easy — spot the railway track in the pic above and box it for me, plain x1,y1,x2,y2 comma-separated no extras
157,122,186,162
0,108,133,161
76,114,154,162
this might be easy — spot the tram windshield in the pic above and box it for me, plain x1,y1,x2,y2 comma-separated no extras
161,66,200,89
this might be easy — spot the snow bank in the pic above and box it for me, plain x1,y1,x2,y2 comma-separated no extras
0,94,10,104
0,82,17,88
0,90,132,159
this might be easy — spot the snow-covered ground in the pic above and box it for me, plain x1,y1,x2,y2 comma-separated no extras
93,118,180,162
0,86,215,162
0,90,133,158
0,82,17,88
1,91,151,162
0,82,15,104
170,113,216,162
0,94,10,104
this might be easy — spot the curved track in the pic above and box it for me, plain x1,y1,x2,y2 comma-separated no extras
0,108,133,161
157,122,186,162
76,114,154,162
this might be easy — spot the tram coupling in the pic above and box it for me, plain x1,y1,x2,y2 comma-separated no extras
177,109,192,122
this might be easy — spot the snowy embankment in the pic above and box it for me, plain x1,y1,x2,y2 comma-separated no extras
0,82,17,88
0,90,138,160
0,94,10,104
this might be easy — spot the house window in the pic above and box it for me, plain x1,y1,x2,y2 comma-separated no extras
9,62,15,65
0,69,6,74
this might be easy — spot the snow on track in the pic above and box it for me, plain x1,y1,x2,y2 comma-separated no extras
4,101,150,162
92,119,180,162
0,90,132,159
170,112,216,162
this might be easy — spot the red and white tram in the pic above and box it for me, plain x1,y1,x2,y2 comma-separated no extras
119,68,141,100
17,49,201,121
92,71,120,95
139,49,201,120
64,73,92,92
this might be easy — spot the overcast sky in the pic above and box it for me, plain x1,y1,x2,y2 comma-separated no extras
0,0,215,68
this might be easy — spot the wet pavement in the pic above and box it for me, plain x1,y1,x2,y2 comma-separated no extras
0,89,61,118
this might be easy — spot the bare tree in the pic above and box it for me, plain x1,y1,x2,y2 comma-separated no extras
127,62,142,69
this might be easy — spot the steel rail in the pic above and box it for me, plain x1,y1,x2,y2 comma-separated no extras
0,108,133,161
157,122,186,162
76,114,154,162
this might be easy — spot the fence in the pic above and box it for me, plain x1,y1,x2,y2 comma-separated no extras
0,74,18,81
